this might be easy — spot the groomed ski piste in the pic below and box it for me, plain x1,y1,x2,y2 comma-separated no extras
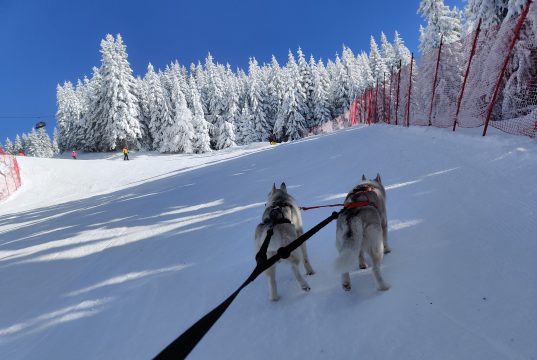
1,124,537,359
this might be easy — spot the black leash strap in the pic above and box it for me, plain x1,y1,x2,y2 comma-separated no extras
154,211,340,360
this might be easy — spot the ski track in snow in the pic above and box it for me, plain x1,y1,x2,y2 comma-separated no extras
1,125,537,360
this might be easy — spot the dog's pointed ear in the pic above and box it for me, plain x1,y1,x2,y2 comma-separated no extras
362,174,366,181
375,173,382,184
272,183,276,193
280,182,287,193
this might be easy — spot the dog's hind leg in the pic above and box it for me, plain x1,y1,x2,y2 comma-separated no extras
341,272,351,291
366,224,390,291
265,265,279,301
299,244,315,275
290,256,311,291
382,222,391,254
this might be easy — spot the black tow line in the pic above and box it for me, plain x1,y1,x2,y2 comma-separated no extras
154,211,341,360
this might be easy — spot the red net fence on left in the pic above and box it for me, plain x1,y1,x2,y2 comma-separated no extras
0,148,22,202
314,0,537,139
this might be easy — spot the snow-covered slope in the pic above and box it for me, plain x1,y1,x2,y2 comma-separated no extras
1,125,536,360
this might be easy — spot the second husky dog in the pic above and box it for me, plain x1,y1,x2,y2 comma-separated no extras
255,183,314,301
335,174,390,292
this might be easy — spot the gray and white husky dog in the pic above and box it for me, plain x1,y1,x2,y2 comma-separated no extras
335,174,390,292
255,183,314,301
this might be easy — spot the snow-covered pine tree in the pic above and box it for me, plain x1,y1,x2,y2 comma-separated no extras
393,31,412,67
145,63,173,150
358,52,374,90
418,0,462,53
189,75,212,153
369,36,387,83
78,67,102,151
341,46,361,110
204,54,226,132
417,1,462,123
265,56,284,129
159,80,194,153
4,138,14,154
36,127,54,158
236,100,257,144
235,68,250,113
14,135,23,154
56,81,82,151
52,128,60,155
380,32,397,71
248,57,270,141
85,34,142,151
463,0,509,33
297,48,315,127
25,129,39,157
222,64,240,131
274,51,308,141
311,59,332,128
172,61,192,109
134,76,152,149
328,54,352,116
112,34,143,148
501,0,536,118
215,120,236,149
21,133,29,154
192,61,209,116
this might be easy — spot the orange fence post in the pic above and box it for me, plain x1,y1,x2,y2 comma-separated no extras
395,60,402,125
382,72,386,123
453,18,482,131
406,53,414,127
388,66,393,124
428,35,443,126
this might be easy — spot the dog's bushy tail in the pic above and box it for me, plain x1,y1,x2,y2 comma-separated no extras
335,247,355,273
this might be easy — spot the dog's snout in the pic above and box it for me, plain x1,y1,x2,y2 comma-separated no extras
269,207,284,220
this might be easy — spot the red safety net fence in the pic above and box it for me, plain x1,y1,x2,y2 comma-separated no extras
317,0,537,139
0,148,22,202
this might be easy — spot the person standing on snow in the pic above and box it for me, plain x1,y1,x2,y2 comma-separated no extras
71,150,77,159
122,146,129,161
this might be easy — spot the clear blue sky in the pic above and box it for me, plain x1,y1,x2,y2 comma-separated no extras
0,0,463,142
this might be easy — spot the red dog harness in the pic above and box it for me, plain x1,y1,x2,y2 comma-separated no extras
300,186,377,211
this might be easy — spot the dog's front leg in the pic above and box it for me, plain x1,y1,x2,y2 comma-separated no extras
299,244,315,275
359,250,368,269
265,265,279,301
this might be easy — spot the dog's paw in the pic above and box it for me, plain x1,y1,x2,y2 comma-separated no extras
306,270,315,276
302,285,311,292
359,263,368,270
377,283,390,291
342,283,351,291
383,247,392,254
269,295,280,301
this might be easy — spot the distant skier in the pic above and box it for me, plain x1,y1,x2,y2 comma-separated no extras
71,150,77,160
123,146,129,161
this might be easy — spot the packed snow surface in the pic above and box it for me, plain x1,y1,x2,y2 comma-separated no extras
1,125,536,359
